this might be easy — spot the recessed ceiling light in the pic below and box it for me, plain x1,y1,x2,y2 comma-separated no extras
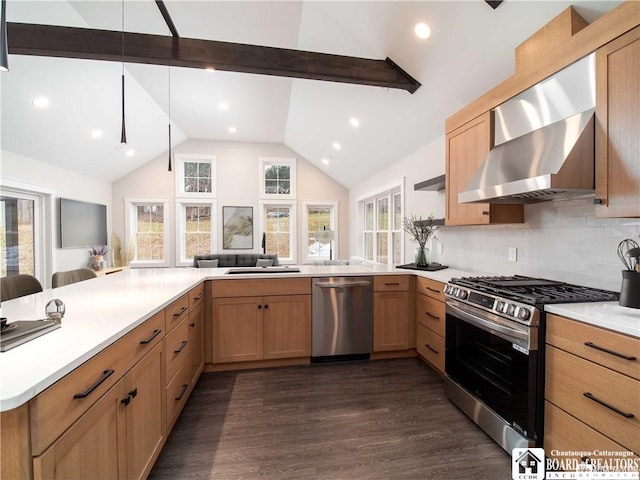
349,117,360,128
219,102,229,111
32,97,49,108
322,157,331,166
205,67,216,73
125,149,135,157
414,22,432,39
332,142,341,151
90,129,103,139
228,126,237,133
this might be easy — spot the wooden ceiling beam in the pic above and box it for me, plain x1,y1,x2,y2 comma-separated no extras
7,23,421,93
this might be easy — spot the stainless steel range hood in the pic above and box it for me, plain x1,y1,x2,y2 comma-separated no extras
459,53,596,204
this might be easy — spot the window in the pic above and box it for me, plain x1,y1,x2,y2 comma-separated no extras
259,201,296,264
175,201,217,266
303,202,337,263
0,181,53,286
358,183,404,265
125,199,170,267
259,158,296,199
175,154,216,197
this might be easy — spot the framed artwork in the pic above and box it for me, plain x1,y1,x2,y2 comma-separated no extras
222,206,253,249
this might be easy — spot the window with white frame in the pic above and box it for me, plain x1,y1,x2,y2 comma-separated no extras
175,200,217,266
258,158,296,199
175,154,216,197
302,202,337,263
125,199,170,267
359,186,403,265
259,201,296,264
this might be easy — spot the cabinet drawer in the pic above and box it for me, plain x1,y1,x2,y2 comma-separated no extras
212,278,311,298
544,401,640,466
374,275,409,292
547,314,640,381
416,293,445,336
416,277,445,302
188,283,205,311
165,294,189,333
546,346,640,453
417,324,445,374
165,361,190,432
30,312,164,455
165,318,190,385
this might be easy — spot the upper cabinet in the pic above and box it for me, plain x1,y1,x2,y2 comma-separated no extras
595,26,640,218
445,112,524,226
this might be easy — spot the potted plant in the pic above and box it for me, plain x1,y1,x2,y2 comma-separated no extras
402,214,439,267
88,245,109,270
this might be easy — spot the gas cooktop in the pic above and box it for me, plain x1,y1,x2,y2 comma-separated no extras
449,275,619,306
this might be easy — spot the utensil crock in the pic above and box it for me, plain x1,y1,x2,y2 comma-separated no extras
619,271,640,309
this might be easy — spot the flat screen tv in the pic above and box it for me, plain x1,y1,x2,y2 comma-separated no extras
59,198,108,248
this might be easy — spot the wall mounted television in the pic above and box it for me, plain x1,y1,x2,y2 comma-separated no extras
59,198,108,248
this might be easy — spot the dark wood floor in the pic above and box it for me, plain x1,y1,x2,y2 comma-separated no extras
149,359,511,479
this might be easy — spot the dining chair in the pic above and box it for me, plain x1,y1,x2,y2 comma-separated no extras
52,268,98,288
0,274,44,302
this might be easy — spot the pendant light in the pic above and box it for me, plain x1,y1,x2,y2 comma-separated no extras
120,0,127,145
167,65,172,171
0,0,9,72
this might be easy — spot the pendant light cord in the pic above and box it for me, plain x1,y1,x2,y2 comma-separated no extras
167,65,173,171
120,0,127,145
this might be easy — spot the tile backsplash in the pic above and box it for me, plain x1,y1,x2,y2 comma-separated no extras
436,198,640,292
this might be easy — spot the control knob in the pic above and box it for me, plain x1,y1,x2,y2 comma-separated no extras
456,289,468,300
506,304,517,316
495,300,505,313
517,308,531,321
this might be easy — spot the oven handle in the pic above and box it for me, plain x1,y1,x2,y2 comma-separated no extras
446,302,529,346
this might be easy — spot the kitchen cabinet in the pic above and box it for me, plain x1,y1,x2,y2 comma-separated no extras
445,112,524,226
211,279,312,366
415,277,446,375
373,276,411,352
188,284,205,386
595,26,640,218
545,314,640,464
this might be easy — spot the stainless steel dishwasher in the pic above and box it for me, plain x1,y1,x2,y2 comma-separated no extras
311,276,373,361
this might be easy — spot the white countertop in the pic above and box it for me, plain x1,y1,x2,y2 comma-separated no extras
2,265,635,411
545,302,640,338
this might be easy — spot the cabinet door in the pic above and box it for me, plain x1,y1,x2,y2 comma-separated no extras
212,297,263,363
263,295,311,360
596,26,640,218
33,381,127,480
445,112,523,225
373,291,410,351
124,343,165,480
189,301,205,385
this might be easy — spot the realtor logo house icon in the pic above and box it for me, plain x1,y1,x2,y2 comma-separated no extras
512,448,545,480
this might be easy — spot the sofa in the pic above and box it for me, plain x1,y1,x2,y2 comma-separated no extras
311,256,381,266
193,253,279,268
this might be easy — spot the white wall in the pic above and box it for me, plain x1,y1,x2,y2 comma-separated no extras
0,150,113,282
349,136,640,292
112,139,349,267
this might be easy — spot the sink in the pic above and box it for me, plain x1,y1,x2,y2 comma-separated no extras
225,267,301,275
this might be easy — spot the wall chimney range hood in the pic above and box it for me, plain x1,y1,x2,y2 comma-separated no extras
459,53,596,205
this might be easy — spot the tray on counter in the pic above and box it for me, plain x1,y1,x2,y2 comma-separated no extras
395,263,448,272
0,320,61,352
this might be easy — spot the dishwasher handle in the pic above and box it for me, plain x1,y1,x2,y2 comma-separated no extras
315,280,372,289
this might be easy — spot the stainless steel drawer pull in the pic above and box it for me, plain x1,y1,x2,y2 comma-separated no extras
426,312,440,320
426,287,440,293
173,306,188,317
175,384,189,401
583,392,634,418
73,369,115,399
584,342,637,361
140,329,162,345
424,344,439,354
174,340,189,354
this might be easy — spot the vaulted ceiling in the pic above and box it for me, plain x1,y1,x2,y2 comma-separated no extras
0,0,622,188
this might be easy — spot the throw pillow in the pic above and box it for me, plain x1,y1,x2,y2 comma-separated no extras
197,259,219,268
256,258,274,267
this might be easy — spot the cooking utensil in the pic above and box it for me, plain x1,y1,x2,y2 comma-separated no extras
617,239,639,271
626,247,640,272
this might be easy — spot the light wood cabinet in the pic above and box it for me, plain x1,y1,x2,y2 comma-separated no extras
595,26,640,218
263,295,311,360
545,314,640,463
188,300,205,386
373,276,411,352
415,277,446,375
445,111,524,226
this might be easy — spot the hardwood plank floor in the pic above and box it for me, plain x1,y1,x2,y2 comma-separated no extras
149,359,511,479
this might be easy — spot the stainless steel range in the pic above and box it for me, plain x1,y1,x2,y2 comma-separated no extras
443,275,619,453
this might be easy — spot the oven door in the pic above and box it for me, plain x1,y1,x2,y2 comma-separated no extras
445,299,541,443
